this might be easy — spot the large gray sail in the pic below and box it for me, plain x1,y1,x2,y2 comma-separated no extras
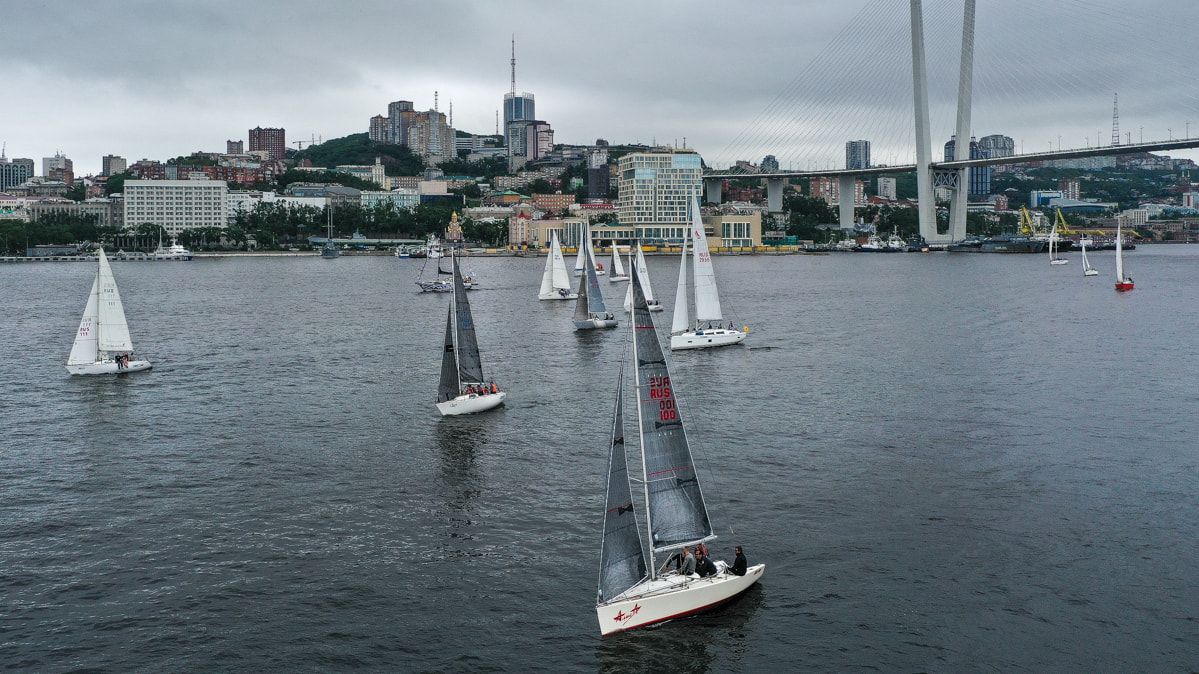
436,304,459,402
573,262,590,323
597,364,647,604
631,263,713,552
452,253,485,385
585,253,608,315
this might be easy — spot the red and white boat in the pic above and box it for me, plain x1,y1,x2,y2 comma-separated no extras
596,264,763,636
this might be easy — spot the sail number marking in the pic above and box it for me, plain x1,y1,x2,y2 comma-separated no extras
697,251,711,263
648,376,676,421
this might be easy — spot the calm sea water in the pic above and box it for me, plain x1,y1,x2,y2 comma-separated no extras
2,246,1198,671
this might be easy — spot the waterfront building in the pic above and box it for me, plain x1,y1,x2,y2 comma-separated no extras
1030,190,1063,207
29,198,118,229
617,147,703,240
706,209,762,248
845,140,871,170
0,154,35,190
123,179,229,236
248,127,286,161
102,154,127,177
361,189,419,212
533,192,575,214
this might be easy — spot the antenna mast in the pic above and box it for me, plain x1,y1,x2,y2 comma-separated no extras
1111,93,1120,146
510,35,517,95
435,90,439,113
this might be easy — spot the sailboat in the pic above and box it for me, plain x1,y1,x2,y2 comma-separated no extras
670,197,747,351
1048,219,1068,265
321,209,339,259
1115,223,1134,291
623,243,664,312
435,251,506,416
607,241,629,283
575,226,605,276
573,250,619,330
538,232,579,300
1080,237,1099,276
66,248,152,375
596,263,764,636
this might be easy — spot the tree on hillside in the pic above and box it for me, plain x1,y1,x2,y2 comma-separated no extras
291,133,424,176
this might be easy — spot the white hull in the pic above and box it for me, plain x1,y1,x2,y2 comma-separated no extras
66,359,152,376
608,274,630,283
574,319,619,330
670,328,747,351
539,291,579,301
1050,259,1069,265
597,564,764,636
1084,269,1099,277
436,391,506,416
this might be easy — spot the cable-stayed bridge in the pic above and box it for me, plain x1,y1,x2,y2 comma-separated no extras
704,0,1199,244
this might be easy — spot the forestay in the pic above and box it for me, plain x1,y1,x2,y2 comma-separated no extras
436,304,459,403
632,263,714,553
597,363,648,604
671,231,690,334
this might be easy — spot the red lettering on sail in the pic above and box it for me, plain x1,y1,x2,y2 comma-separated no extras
698,252,711,263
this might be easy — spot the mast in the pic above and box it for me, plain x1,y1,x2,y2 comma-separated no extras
632,263,657,579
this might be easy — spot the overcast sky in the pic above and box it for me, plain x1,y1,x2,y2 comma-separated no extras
4,0,1196,177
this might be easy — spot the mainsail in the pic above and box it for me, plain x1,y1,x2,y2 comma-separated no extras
610,242,626,276
452,253,484,385
551,234,572,291
597,363,648,604
623,244,657,312
632,262,713,553
689,196,723,324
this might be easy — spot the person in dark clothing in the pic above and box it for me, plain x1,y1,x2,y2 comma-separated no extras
731,546,747,576
695,549,717,578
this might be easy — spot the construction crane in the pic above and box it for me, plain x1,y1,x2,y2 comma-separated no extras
291,134,322,151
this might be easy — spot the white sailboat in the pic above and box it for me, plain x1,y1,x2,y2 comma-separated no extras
573,225,606,277
607,241,629,283
573,250,619,330
435,251,506,416
1115,223,1134,291
1048,220,1068,265
66,248,152,375
538,232,578,300
596,264,764,636
623,244,664,312
1080,237,1099,277
670,197,747,351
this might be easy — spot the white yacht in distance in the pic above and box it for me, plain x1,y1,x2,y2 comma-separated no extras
670,197,747,351
151,236,194,260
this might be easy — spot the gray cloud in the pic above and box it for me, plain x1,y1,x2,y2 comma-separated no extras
3,0,1195,176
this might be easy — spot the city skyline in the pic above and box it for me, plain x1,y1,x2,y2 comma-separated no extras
4,0,1197,177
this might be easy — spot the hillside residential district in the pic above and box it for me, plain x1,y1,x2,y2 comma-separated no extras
4,86,1199,257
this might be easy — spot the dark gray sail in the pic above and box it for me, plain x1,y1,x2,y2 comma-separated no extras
597,364,647,604
451,253,484,385
436,304,459,402
573,261,590,323
585,252,608,315
631,262,713,552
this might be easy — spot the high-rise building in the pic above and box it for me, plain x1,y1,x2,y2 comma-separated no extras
810,177,865,205
978,134,1015,158
0,154,36,190
123,179,229,236
102,154,127,177
226,140,244,154
43,152,73,177
408,110,455,163
761,154,780,173
387,100,417,146
248,127,286,161
586,149,610,200
944,135,991,197
845,140,871,170
503,38,535,152
369,115,389,144
878,176,897,200
617,148,703,238
1059,179,1081,201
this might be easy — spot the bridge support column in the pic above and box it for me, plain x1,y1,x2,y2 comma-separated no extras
910,0,942,243
838,175,855,230
766,178,784,213
704,178,723,205
947,0,976,243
